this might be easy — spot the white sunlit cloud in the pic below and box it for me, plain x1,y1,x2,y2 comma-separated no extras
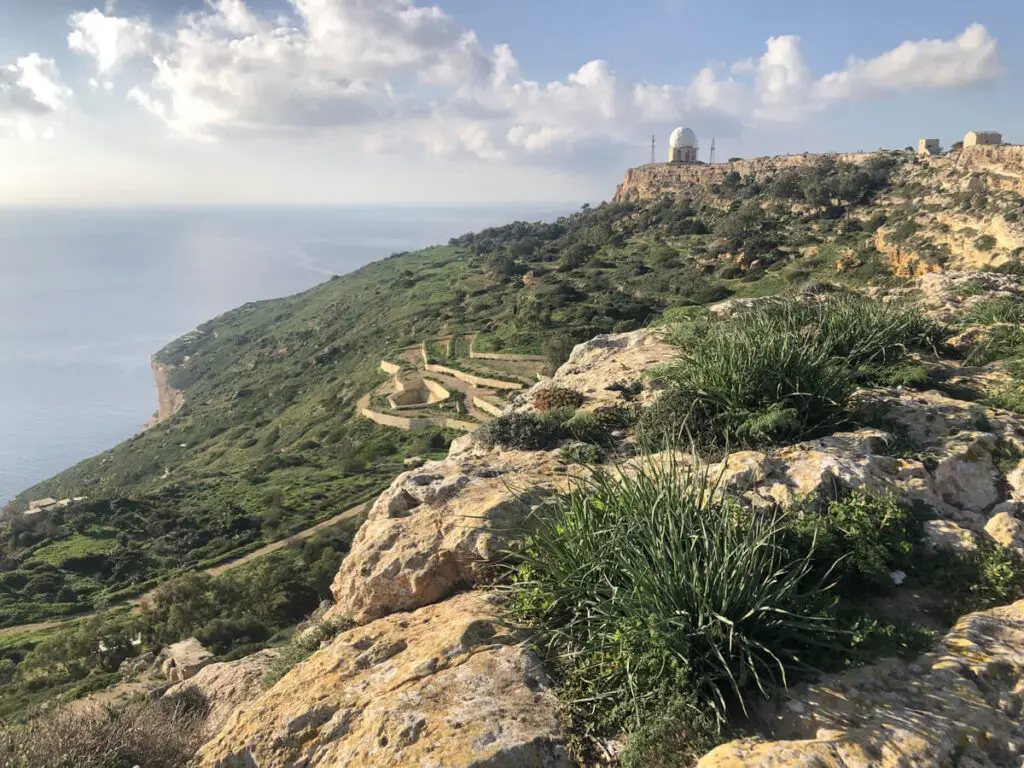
0,54,71,140
64,1,1004,160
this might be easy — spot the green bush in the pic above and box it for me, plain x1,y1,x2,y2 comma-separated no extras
983,385,1024,415
261,617,351,689
654,294,939,448
533,387,585,412
787,491,918,597
918,539,1024,614
974,234,997,252
508,455,837,742
560,442,604,465
475,410,570,451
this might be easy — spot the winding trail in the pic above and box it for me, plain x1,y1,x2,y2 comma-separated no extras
0,501,369,640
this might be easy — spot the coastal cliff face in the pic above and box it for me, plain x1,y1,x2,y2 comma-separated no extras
147,358,184,428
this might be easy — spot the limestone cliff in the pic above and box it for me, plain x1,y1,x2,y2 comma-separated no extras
147,357,184,429
613,153,873,204
615,146,1024,273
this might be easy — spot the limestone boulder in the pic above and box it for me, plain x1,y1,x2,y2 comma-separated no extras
985,509,1024,557
923,519,979,554
196,592,568,768
164,649,279,736
516,328,675,411
697,600,1024,767
158,638,213,683
328,449,574,624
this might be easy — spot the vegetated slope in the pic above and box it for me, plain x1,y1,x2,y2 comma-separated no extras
3,149,1023,628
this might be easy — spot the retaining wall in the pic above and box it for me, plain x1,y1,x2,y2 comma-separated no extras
361,408,477,433
472,396,505,418
424,364,523,391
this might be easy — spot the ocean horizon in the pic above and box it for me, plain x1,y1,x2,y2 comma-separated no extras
0,204,572,505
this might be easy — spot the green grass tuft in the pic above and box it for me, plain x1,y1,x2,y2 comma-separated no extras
507,454,838,741
649,294,940,448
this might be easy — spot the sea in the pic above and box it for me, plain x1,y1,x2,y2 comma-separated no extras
0,205,569,505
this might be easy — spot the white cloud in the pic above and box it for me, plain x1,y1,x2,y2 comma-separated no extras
0,54,72,114
68,9,153,74
816,23,1001,101
76,1,1002,160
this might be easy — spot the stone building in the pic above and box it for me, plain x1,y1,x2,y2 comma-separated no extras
669,126,698,164
917,138,940,156
964,130,1002,147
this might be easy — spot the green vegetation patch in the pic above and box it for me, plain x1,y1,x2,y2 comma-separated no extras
645,293,941,449
26,532,119,568
507,454,1024,764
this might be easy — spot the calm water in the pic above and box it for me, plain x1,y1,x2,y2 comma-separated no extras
0,206,567,504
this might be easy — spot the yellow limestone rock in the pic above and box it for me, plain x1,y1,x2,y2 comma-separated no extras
328,449,572,625
196,592,568,768
697,600,1024,767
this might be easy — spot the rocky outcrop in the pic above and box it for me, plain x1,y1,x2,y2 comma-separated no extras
917,271,1024,322
195,593,568,768
613,153,873,204
196,324,1024,768
517,328,676,411
326,448,575,624
159,638,213,683
706,386,1024,542
148,358,185,428
164,649,279,737
697,600,1024,768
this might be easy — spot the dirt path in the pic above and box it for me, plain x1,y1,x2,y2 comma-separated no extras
0,502,370,639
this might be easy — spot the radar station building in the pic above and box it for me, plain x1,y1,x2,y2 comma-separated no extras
669,127,699,163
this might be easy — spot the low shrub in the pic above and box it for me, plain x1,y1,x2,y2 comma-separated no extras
786,491,918,597
917,539,1024,615
475,410,571,451
478,406,634,451
974,234,997,252
983,385,1024,415
508,454,838,749
560,442,604,465
0,694,209,768
533,387,585,412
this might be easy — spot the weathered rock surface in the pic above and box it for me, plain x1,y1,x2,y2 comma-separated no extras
519,328,675,411
159,638,214,683
918,270,1023,321
327,449,575,625
164,649,279,737
196,592,568,768
696,600,1024,768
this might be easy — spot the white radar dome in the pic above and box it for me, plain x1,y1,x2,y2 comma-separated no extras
669,127,697,149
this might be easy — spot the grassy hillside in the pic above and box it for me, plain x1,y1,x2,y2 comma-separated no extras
4,149,1024,630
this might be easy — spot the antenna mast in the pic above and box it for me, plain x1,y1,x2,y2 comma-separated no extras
710,138,716,165
651,134,656,164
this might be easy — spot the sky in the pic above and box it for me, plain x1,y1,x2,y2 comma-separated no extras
0,0,1020,206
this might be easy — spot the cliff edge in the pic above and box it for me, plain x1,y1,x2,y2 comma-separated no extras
146,358,184,429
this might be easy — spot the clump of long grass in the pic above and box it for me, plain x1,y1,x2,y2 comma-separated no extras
966,296,1024,326
647,293,940,447
507,453,838,740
